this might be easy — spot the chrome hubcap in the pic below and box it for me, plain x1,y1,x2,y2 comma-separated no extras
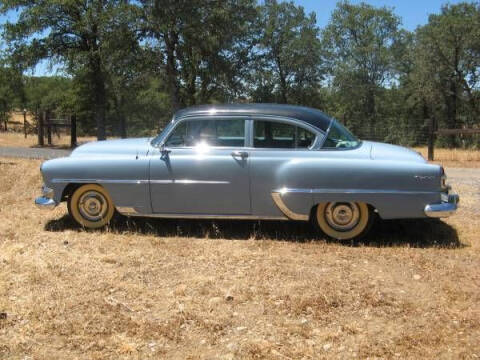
324,202,360,231
78,191,108,221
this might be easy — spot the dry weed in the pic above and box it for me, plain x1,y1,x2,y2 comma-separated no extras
0,157,479,359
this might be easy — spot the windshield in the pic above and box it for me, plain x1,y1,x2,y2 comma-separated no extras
322,120,360,149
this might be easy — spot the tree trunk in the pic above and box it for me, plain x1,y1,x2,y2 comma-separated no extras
366,86,376,138
119,114,127,138
94,73,107,141
88,32,107,141
165,31,181,113
444,79,457,147
276,56,288,103
113,94,127,138
70,114,77,148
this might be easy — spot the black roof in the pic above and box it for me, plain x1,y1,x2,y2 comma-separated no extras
174,103,332,132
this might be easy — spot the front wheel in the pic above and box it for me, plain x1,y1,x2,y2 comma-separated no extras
314,202,373,240
68,184,115,229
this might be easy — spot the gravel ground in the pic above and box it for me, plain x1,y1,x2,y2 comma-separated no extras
0,146,71,159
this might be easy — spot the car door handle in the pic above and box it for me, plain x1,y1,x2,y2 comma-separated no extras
231,151,248,159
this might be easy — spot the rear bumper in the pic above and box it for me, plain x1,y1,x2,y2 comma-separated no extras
35,185,58,210
424,193,459,218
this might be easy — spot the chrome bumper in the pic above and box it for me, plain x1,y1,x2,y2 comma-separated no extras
35,185,58,210
424,193,459,218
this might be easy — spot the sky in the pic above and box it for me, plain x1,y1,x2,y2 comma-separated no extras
0,0,475,76
294,0,471,30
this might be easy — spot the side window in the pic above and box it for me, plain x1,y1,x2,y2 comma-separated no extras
253,120,316,149
165,118,245,147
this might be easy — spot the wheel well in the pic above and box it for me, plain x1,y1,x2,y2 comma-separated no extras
61,183,82,201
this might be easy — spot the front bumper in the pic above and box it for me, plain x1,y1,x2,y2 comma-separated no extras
35,185,58,210
424,192,459,218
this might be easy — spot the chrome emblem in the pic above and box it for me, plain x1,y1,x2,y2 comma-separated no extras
414,175,434,181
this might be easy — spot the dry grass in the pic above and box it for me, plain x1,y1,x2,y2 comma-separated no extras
0,158,479,359
0,132,100,149
414,147,480,168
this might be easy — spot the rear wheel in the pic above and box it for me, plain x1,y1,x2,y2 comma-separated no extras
314,202,373,240
68,184,115,229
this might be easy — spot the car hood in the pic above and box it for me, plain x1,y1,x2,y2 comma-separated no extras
366,141,426,163
70,137,153,157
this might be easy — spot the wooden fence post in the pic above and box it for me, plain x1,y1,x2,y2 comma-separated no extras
23,109,27,138
427,117,435,161
70,114,77,148
38,111,44,146
46,110,52,145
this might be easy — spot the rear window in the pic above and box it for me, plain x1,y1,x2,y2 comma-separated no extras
253,120,315,149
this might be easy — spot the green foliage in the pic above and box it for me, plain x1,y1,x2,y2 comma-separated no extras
141,0,257,111
0,0,478,147
322,1,404,139
250,0,323,106
411,2,480,147
0,51,24,125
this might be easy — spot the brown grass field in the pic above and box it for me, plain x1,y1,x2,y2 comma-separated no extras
0,132,99,149
0,157,479,359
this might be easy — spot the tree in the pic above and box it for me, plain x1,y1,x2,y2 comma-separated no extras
0,53,23,130
250,0,323,106
1,0,139,140
140,0,257,115
412,3,480,146
322,1,403,136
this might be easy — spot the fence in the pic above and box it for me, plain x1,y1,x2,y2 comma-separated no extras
350,118,479,161
37,111,77,148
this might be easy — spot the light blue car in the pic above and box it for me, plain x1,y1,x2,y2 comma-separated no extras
35,104,459,240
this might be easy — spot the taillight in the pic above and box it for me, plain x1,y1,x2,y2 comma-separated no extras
440,167,448,190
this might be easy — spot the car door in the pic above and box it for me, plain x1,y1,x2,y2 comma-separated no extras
149,116,251,215
248,118,318,217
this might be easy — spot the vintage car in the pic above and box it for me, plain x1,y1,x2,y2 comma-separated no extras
35,104,459,240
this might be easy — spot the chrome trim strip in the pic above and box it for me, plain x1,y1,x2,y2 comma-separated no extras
52,179,148,184
52,178,229,185
271,192,309,221
149,180,172,184
117,209,287,220
273,187,439,195
116,206,138,215
176,180,230,184
150,179,230,185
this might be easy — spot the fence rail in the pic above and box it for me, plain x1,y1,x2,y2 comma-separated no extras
435,128,480,135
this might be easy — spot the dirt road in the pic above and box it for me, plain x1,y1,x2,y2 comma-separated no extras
0,146,71,159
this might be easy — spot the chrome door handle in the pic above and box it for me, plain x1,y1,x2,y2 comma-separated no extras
231,151,248,159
